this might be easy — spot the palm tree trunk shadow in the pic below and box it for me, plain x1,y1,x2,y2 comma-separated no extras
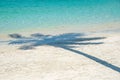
60,46,120,73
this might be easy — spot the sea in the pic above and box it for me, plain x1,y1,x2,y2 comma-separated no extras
0,0,120,34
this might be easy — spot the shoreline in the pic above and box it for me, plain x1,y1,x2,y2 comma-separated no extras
0,24,120,40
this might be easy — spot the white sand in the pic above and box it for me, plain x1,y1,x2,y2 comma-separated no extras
0,31,120,80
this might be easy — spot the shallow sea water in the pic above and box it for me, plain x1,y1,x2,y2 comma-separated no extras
0,0,120,34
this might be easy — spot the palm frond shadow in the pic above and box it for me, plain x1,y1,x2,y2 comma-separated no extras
8,33,120,73
9,33,104,49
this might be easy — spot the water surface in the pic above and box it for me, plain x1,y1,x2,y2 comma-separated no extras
0,0,120,34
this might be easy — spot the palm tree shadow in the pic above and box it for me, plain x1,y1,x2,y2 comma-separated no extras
8,33,120,73
60,46,120,73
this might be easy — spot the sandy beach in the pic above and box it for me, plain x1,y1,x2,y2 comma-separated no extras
0,30,120,80
0,0,120,80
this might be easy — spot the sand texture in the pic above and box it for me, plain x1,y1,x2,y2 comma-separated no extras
0,32,120,80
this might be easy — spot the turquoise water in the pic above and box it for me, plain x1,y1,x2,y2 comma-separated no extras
0,0,120,34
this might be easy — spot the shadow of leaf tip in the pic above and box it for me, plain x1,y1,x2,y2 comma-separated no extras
9,33,23,39
19,45,34,50
31,33,51,38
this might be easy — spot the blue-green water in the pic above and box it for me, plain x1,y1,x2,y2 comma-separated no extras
0,0,120,34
